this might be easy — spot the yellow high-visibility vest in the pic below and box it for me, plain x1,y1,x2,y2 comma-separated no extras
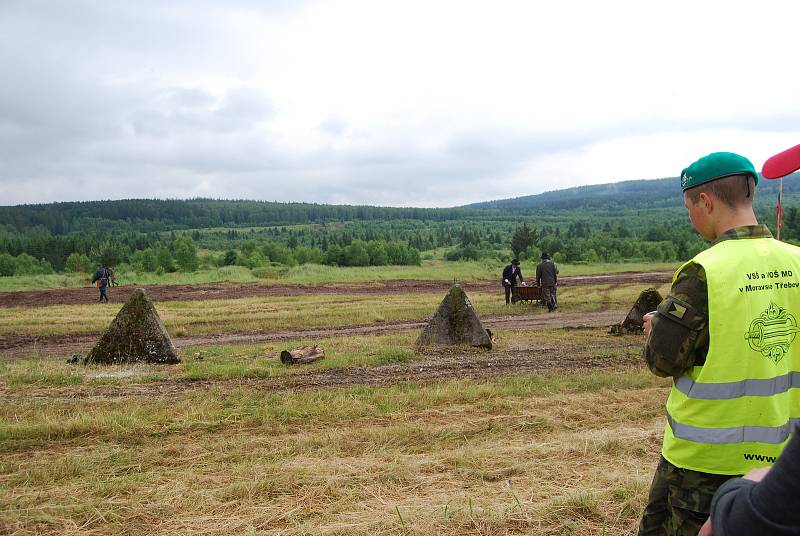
662,236,800,474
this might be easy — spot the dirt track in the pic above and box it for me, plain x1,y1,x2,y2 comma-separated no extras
0,332,641,401
0,309,628,359
0,272,670,308
0,272,659,398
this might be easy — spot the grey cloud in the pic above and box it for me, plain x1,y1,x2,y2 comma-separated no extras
163,88,217,110
319,115,348,135
217,88,275,122
2,1,799,208
127,87,275,138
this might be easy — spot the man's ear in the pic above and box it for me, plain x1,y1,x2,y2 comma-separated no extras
698,191,714,214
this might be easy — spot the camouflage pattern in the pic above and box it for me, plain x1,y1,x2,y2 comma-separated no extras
638,457,735,535
644,225,773,377
640,225,773,534
707,223,773,243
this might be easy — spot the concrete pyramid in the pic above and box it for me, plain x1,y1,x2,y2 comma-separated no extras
86,288,181,364
416,284,492,349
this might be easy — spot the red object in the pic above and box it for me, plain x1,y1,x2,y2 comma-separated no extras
762,143,800,179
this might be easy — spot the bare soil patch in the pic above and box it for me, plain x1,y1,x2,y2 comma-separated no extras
0,332,638,401
0,272,670,308
0,309,626,359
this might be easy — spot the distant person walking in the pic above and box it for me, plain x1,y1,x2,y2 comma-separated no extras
536,252,558,311
501,259,523,305
92,264,110,303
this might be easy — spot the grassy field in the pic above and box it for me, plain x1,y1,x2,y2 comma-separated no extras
0,282,671,339
0,260,678,292
1,330,418,387
0,326,644,388
0,267,673,534
1,333,668,535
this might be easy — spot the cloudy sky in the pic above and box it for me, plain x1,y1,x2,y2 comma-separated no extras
1,1,799,207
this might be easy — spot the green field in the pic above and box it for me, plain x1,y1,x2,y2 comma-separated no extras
0,260,678,292
0,264,673,535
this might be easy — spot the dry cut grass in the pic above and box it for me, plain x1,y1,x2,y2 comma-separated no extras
0,274,673,534
0,367,670,535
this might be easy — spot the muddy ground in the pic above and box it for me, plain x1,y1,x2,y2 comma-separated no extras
0,309,628,359
0,329,642,401
1,272,657,399
0,272,670,308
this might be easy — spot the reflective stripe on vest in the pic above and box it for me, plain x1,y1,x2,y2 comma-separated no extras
674,371,800,400
662,237,800,475
668,413,800,445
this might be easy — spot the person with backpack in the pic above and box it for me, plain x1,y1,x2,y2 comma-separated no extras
91,264,110,303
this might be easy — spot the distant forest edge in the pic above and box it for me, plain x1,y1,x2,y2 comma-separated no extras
1,174,799,276
2,174,798,233
0,199,497,234
466,174,800,210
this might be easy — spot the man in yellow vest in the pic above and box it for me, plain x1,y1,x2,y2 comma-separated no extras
638,152,800,535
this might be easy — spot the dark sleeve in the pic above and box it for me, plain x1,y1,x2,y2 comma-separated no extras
518,268,523,282
554,264,558,283
711,424,800,535
644,262,709,377
535,264,541,285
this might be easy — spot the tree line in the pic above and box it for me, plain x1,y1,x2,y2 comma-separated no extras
1,185,797,276
0,198,503,235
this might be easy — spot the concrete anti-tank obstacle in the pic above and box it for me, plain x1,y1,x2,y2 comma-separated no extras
85,288,181,364
416,284,492,349
609,287,664,335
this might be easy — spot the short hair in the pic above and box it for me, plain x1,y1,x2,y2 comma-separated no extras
684,173,756,208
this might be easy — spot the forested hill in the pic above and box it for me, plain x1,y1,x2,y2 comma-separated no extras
2,173,799,235
466,174,800,211
0,200,498,234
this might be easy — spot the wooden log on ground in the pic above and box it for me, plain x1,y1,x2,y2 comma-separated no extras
280,345,325,365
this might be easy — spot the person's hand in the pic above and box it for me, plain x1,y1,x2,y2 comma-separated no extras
643,312,656,338
695,467,771,536
743,466,771,482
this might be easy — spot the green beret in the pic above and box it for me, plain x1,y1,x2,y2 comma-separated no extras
680,152,759,191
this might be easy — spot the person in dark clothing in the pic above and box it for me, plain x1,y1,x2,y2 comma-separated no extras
535,252,558,311
501,259,523,305
698,421,800,536
91,264,110,303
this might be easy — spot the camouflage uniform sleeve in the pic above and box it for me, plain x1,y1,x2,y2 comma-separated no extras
644,262,709,377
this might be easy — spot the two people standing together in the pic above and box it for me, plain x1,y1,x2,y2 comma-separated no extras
501,253,558,311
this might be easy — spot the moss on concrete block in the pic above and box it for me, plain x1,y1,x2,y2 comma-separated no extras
86,288,180,365
416,284,492,349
